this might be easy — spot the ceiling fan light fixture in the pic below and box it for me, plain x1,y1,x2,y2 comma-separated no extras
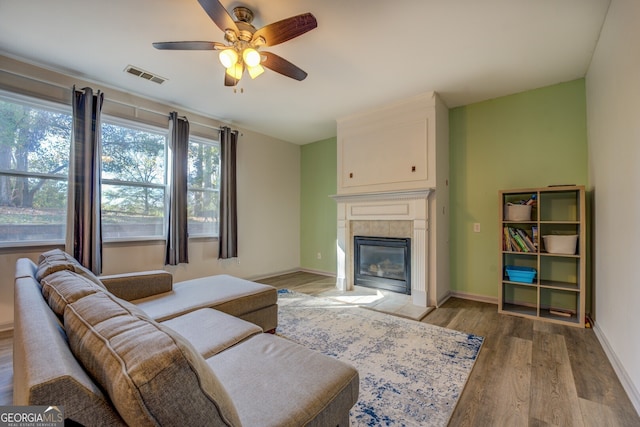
247,64,265,79
219,49,238,68
226,62,244,80
242,48,261,67
152,1,317,86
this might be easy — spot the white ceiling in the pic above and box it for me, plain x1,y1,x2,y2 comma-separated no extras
0,0,610,144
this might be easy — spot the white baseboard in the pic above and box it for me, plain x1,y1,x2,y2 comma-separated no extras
298,268,336,278
249,269,300,281
436,291,451,307
449,290,499,305
592,321,640,416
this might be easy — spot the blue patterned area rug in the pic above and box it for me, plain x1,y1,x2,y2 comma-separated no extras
276,290,484,427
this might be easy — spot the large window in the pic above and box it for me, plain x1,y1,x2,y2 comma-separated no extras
0,91,221,245
188,136,220,237
101,118,167,240
0,93,71,244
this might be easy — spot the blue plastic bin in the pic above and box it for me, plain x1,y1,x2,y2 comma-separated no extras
505,266,536,283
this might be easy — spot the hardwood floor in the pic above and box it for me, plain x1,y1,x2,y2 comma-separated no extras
257,272,640,427
1,271,638,426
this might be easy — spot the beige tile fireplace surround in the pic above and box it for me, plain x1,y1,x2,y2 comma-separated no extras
351,220,413,240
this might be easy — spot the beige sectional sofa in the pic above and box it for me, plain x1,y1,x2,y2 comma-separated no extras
14,249,359,426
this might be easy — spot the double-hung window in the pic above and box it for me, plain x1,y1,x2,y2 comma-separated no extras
0,92,71,245
101,118,166,240
187,136,220,237
0,90,221,245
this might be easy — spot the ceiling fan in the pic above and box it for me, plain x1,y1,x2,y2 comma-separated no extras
152,0,317,87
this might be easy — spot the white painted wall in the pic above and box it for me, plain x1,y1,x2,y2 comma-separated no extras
586,0,640,410
0,58,300,330
98,127,301,283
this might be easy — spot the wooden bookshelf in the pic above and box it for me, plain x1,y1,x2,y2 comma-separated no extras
499,186,586,327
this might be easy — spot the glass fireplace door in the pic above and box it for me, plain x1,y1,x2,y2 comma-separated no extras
354,236,411,294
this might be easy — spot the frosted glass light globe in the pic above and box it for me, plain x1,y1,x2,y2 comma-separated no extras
219,49,238,68
242,48,261,67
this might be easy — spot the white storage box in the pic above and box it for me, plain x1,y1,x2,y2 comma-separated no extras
543,235,578,255
504,204,532,221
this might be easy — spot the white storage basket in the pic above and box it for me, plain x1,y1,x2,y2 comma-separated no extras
543,235,578,255
504,204,532,221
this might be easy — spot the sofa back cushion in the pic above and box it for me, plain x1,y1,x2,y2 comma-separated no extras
64,291,241,427
36,248,105,288
41,270,106,316
13,274,126,426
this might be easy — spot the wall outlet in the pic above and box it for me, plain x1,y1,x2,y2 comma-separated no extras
316,252,322,260
473,223,481,233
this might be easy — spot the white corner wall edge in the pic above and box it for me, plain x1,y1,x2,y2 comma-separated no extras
592,321,640,416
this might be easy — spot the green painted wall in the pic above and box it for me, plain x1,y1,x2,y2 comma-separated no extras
298,80,588,292
449,79,588,298
300,137,337,273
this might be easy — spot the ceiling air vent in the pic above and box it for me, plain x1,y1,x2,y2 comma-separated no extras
124,65,167,85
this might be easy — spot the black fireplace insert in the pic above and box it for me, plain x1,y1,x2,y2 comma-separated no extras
354,236,411,294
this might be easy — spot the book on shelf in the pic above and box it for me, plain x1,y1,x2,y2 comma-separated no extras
503,227,512,251
503,226,537,253
516,228,537,252
531,226,539,249
503,226,516,251
503,227,518,251
508,227,529,252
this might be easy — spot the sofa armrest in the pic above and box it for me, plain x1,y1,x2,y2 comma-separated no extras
15,258,37,279
99,270,173,301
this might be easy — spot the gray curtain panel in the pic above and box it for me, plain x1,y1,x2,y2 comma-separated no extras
218,126,238,259
66,86,104,274
165,112,190,265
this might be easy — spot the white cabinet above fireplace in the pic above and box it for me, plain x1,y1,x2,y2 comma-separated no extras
337,91,445,195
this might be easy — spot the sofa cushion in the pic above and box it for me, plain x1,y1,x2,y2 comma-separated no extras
41,270,106,316
36,248,105,288
207,333,360,427
36,248,78,279
161,308,262,358
64,291,242,427
132,274,277,322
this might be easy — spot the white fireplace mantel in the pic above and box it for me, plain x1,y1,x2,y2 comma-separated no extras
332,190,434,308
330,189,432,204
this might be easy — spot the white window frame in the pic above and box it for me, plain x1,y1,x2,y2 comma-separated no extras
187,134,221,238
0,90,71,247
100,115,169,242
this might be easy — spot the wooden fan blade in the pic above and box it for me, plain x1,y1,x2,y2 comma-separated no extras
198,0,238,33
252,13,317,47
152,41,225,50
261,52,308,81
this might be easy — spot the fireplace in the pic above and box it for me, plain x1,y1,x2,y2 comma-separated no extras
332,190,440,308
354,236,411,294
